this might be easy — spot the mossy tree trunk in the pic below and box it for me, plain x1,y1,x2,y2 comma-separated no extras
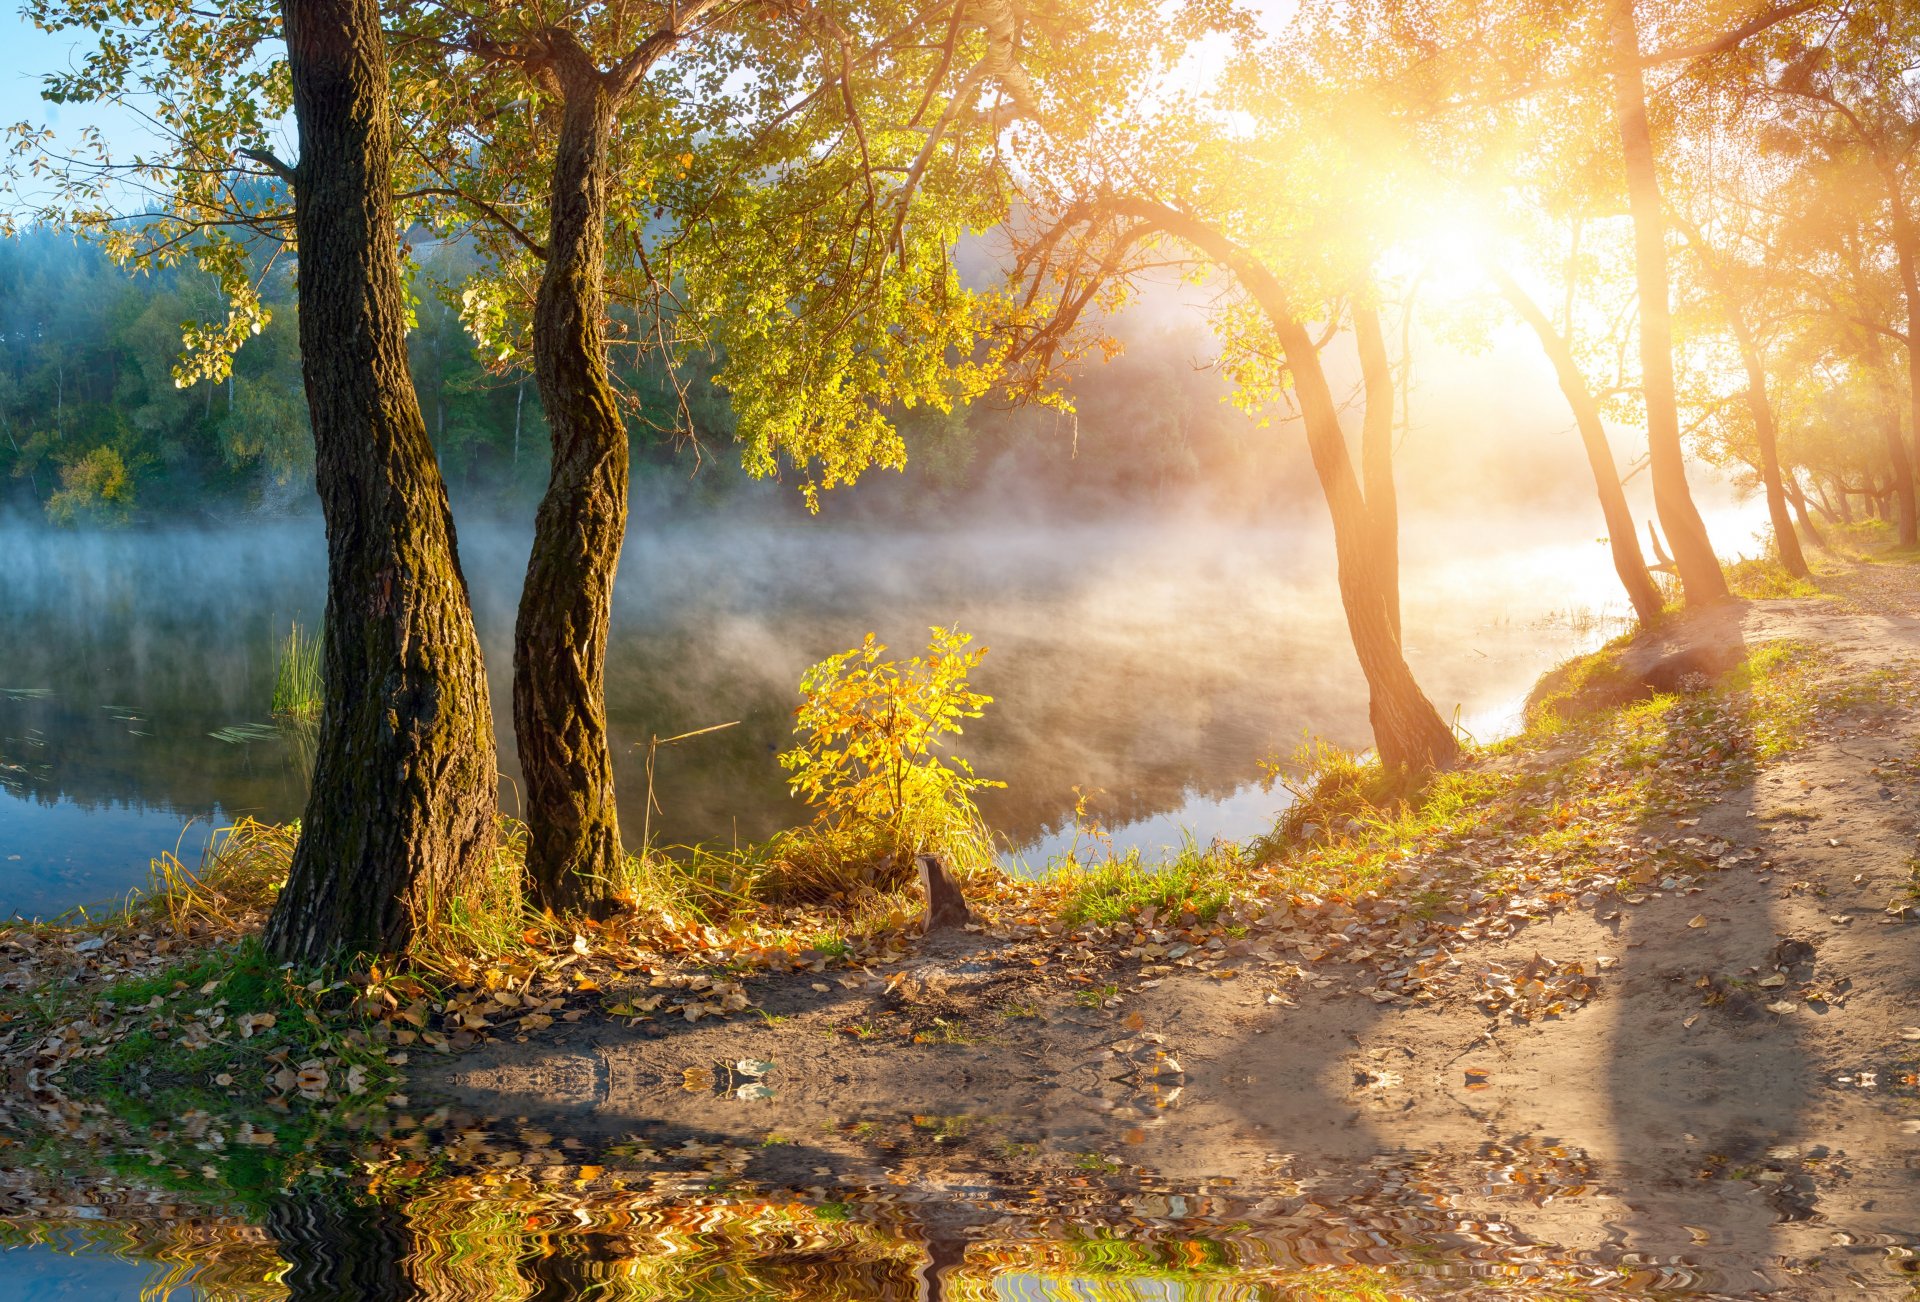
1609,0,1728,606
264,0,501,964
515,33,631,917
1492,265,1665,625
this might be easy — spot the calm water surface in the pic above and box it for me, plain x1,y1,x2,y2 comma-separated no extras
0,506,1760,918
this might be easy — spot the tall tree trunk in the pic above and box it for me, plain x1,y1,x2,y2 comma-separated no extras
1115,199,1458,773
1733,331,1810,577
515,39,629,916
265,0,501,963
1786,474,1826,549
1669,214,1808,579
1352,301,1401,642
1491,266,1664,625
1885,414,1918,546
1885,183,1920,488
1609,0,1728,605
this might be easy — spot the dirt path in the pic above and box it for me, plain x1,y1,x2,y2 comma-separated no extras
419,586,1920,1297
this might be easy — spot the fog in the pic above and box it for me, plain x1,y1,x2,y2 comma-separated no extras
0,483,1769,917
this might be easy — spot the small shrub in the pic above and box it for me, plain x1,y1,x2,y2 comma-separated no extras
772,625,1003,899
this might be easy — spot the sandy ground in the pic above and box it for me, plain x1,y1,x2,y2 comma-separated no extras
418,575,1920,1297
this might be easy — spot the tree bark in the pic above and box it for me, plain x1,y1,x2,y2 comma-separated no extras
265,0,501,963
1108,200,1458,774
1352,301,1402,642
1491,265,1664,625
516,38,630,917
1609,0,1728,604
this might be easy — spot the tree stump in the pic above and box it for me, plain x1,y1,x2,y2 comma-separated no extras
915,853,976,932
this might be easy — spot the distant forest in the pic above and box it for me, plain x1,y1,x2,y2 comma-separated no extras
0,229,1308,525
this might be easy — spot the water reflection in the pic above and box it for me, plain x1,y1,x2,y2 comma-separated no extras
1,511,1669,918
0,1108,1703,1300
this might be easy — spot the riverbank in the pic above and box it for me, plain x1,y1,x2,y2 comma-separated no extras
8,547,1920,1294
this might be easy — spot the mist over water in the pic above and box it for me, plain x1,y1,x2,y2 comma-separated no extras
0,496,1767,917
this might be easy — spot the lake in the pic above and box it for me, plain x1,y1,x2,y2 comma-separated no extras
0,504,1761,919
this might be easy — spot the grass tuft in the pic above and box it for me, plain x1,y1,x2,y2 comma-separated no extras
271,620,323,721
1060,838,1235,927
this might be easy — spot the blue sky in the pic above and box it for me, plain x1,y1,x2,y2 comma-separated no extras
1,18,166,206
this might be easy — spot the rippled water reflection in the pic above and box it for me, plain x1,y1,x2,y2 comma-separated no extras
7,1079,1895,1299
0,1131,1701,1299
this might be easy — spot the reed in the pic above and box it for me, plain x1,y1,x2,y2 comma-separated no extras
271,620,322,721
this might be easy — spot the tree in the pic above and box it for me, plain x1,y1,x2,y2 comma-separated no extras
1668,211,1811,576
1607,0,1730,603
1489,262,1666,623
258,0,502,960
389,0,1128,909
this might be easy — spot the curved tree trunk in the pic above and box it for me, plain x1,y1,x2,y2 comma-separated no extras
1353,301,1402,642
265,0,500,963
1828,479,1854,524
1112,199,1457,773
516,45,629,918
1491,266,1664,625
1609,0,1728,605
1786,474,1826,549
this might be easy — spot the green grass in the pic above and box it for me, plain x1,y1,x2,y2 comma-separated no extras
1725,554,1820,600
1523,627,1642,730
1060,840,1234,927
270,620,322,721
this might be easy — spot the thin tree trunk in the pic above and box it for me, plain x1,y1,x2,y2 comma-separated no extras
1807,477,1835,523
265,0,501,962
516,38,628,916
1352,301,1401,642
1886,415,1918,546
1886,185,1920,489
1111,202,1457,773
1733,329,1810,576
1828,478,1854,523
513,377,525,466
1609,0,1727,604
1786,474,1826,549
1491,266,1664,625
1669,214,1808,579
